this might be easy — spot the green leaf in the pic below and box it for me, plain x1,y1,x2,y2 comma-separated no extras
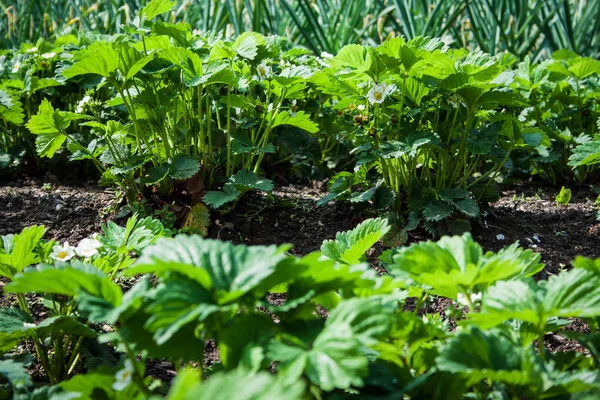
0,92,24,125
569,140,600,167
437,326,538,386
131,235,290,302
153,21,190,47
556,186,572,206
143,277,220,345
170,156,199,180
60,367,139,399
128,236,290,344
219,314,273,369
321,218,390,265
423,200,454,222
568,58,600,79
6,263,122,307
384,233,543,299
25,99,80,158
0,307,97,353
0,359,32,389
26,99,60,135
167,368,306,400
145,164,170,184
229,169,274,192
317,172,355,206
272,111,319,133
380,132,441,158
203,184,241,208
268,297,394,391
0,90,13,109
141,0,176,20
204,169,273,209
469,268,600,331
208,42,237,61
118,44,153,82
232,32,259,60
0,225,46,279
468,122,503,155
455,198,480,218
330,44,370,71
63,42,120,79
99,214,165,255
35,132,67,158
79,276,148,324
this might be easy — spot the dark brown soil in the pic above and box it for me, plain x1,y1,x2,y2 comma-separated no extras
472,185,600,275
206,182,356,255
3,180,597,271
0,179,115,243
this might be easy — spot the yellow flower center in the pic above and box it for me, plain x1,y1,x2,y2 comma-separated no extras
58,251,68,259
374,92,383,101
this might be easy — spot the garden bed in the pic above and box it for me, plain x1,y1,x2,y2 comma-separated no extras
1,178,599,385
1,179,598,271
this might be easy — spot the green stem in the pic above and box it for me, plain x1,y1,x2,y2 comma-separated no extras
54,336,65,381
538,332,545,360
467,150,512,190
35,340,57,384
226,86,232,176
121,338,152,397
66,335,85,375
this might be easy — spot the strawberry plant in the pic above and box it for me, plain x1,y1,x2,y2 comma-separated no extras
21,0,320,216
512,52,600,184
1,221,599,398
314,38,541,234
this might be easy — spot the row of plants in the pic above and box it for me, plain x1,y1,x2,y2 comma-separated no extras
1,0,599,235
316,40,600,235
1,217,599,398
2,0,600,59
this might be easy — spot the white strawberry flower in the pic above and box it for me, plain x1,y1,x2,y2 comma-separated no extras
456,292,482,307
257,63,272,80
448,94,459,108
367,83,396,105
51,242,76,262
291,99,297,116
75,237,102,258
76,95,92,113
113,359,134,391
320,51,333,59
41,52,56,59
27,47,38,53
357,104,366,111
11,63,20,73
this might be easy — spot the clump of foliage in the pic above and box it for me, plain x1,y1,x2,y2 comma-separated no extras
512,51,600,184
1,219,599,399
22,1,319,211
315,38,544,235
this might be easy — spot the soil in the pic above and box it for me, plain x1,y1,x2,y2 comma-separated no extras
2,179,597,271
0,178,115,242
1,178,599,383
206,182,355,255
472,185,600,276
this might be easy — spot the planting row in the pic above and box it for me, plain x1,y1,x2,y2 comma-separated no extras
1,216,599,398
1,0,600,235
